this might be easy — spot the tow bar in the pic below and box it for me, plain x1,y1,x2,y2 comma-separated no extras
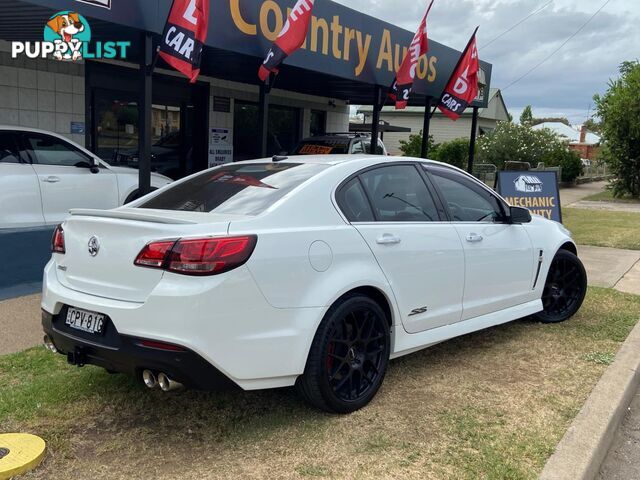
67,347,87,367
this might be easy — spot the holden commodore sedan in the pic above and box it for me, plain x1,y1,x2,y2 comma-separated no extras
41,155,587,413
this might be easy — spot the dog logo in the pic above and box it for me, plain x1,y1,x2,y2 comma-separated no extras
88,236,100,256
44,11,91,61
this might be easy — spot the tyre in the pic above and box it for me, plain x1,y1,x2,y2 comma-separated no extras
296,293,391,413
124,188,157,205
533,249,587,324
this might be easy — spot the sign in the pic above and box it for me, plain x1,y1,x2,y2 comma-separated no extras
11,10,130,62
75,0,111,9
496,171,562,223
209,127,233,167
70,121,85,134
25,0,492,106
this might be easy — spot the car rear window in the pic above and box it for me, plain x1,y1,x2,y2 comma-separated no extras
292,140,350,155
138,163,328,215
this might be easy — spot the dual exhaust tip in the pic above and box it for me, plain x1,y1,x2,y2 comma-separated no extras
142,369,183,392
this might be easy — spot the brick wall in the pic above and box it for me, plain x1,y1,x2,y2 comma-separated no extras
0,41,86,146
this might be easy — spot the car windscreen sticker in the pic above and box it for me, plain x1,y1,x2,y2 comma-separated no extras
298,144,335,155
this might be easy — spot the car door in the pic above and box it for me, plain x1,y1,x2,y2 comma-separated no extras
337,163,465,333
425,164,535,320
0,131,45,229
22,132,119,225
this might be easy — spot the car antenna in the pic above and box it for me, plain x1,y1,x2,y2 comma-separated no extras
272,155,288,162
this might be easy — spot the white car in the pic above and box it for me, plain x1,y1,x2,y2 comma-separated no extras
0,127,173,229
41,155,587,413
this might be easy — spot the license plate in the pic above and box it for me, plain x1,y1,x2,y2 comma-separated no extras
65,307,106,335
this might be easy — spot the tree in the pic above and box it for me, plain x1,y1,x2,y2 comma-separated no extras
520,105,533,125
398,131,437,158
433,139,470,169
583,117,602,134
594,61,640,198
531,117,570,127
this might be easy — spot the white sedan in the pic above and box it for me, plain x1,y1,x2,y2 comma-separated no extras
0,126,172,229
41,155,587,413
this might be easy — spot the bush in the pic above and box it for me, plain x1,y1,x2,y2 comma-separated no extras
594,61,640,198
542,148,584,182
477,121,570,170
433,139,469,169
398,131,436,158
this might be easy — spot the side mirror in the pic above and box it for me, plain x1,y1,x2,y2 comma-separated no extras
509,206,532,224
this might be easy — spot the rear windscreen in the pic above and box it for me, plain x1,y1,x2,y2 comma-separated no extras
292,140,350,155
138,163,328,215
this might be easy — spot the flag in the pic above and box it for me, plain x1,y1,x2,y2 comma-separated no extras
389,1,433,110
259,0,315,82
158,0,210,83
436,28,480,120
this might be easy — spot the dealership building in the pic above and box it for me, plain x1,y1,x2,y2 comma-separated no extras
0,0,492,181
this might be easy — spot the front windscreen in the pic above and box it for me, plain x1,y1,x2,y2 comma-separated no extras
292,140,350,155
138,163,328,216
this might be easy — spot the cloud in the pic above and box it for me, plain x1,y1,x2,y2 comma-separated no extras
333,0,639,123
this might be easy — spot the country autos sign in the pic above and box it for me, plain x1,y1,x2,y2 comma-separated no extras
496,171,562,223
23,0,492,105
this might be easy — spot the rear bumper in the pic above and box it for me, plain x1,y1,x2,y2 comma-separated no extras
42,260,326,390
42,310,238,390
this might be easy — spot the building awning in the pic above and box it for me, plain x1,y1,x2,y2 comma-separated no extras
5,0,493,107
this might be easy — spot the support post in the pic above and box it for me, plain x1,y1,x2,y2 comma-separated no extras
138,32,153,196
258,81,270,158
421,96,433,159
467,106,479,174
370,85,382,154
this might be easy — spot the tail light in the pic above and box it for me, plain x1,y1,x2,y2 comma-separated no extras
134,235,257,276
51,225,65,254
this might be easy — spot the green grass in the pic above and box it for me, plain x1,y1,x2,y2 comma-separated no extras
583,189,640,203
563,207,640,250
2,287,640,479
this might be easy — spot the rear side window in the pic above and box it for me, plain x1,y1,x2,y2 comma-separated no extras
336,178,375,222
139,163,328,216
0,132,21,163
359,165,439,222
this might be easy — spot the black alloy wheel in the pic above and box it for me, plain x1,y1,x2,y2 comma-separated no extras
297,294,390,413
534,249,587,324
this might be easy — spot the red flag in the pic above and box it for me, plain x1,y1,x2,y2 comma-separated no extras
259,0,315,82
389,1,433,109
158,0,210,83
437,29,480,120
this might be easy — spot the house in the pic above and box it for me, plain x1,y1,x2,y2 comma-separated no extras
531,122,601,161
514,175,544,193
357,89,510,155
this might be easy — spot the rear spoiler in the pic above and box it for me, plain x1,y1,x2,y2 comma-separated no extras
69,209,197,225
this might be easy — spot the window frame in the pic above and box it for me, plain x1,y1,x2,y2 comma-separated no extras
422,163,510,224
335,161,447,224
20,132,93,167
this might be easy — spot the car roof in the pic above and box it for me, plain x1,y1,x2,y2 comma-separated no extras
235,154,444,167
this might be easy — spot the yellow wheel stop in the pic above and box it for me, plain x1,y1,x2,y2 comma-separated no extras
0,433,46,480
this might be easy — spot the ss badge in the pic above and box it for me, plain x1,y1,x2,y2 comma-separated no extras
408,306,428,317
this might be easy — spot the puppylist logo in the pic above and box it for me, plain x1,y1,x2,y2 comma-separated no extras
11,11,130,62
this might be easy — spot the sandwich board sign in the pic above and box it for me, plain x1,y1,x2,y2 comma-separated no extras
496,171,562,223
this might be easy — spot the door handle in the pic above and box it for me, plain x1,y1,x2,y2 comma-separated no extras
466,233,483,243
376,234,401,245
42,176,61,183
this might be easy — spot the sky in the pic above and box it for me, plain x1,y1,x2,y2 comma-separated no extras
334,0,639,125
